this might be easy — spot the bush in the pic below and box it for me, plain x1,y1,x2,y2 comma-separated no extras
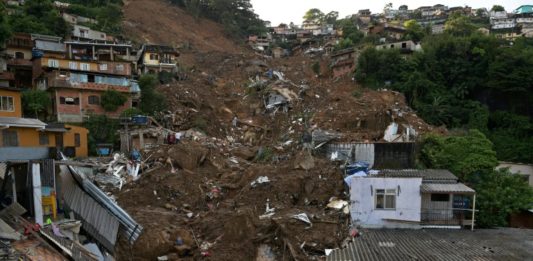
139,75,167,115
475,169,533,227
21,89,51,119
101,89,127,112
120,108,143,118
158,71,175,84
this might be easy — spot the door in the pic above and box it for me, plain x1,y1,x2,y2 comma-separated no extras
55,133,63,149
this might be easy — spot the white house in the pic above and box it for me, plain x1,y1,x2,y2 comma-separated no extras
376,40,422,52
71,25,107,42
349,169,475,229
491,18,517,30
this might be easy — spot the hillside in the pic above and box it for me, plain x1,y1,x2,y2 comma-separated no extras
114,1,441,261
122,0,241,54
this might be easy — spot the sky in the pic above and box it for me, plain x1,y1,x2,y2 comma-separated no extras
249,0,530,25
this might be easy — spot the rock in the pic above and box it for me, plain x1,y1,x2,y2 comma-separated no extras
293,151,315,170
232,147,256,160
168,141,208,171
164,203,177,210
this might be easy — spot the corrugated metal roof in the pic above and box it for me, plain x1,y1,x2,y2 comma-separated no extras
63,182,120,252
0,117,46,128
421,183,475,194
327,229,521,261
375,169,458,181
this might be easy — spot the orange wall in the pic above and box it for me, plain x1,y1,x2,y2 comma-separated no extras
64,124,89,157
0,89,22,117
0,126,89,157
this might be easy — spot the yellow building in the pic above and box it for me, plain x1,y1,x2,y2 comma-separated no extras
0,87,89,161
140,44,179,74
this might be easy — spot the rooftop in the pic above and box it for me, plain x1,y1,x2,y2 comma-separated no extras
327,228,533,261
143,44,179,54
0,117,46,129
375,169,458,182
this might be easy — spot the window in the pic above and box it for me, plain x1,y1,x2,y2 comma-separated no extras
99,64,108,71
61,97,79,105
48,59,59,68
88,95,100,105
375,189,396,210
149,54,159,60
80,63,91,71
0,96,14,112
401,42,407,48
69,61,78,70
15,52,24,59
116,64,124,71
39,132,49,145
2,130,18,147
431,194,450,202
74,133,81,147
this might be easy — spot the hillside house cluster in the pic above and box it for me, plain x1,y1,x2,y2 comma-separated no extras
1,33,179,123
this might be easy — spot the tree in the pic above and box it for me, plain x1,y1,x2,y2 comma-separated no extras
324,11,339,25
445,13,477,36
475,169,533,227
84,115,119,155
0,2,11,46
100,89,127,112
138,74,167,114
403,20,425,42
303,8,324,24
383,3,393,13
420,130,498,182
21,90,51,119
490,5,505,12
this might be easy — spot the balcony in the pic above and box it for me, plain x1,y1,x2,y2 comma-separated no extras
48,78,130,93
38,57,131,76
7,58,33,67
421,209,474,226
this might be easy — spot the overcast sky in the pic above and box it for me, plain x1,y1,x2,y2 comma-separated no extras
249,0,529,25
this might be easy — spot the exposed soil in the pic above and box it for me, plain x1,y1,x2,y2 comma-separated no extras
116,1,443,260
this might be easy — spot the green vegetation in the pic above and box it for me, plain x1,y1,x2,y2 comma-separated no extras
1,0,122,38
84,115,120,156
100,89,127,112
120,108,143,118
475,168,533,227
0,2,11,45
6,0,71,37
21,89,51,120
63,0,123,34
138,75,167,115
170,0,266,37
420,131,533,227
355,14,533,163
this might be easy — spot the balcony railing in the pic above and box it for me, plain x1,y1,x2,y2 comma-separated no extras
421,209,473,226
7,58,33,67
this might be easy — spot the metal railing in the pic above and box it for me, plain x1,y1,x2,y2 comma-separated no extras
421,209,473,226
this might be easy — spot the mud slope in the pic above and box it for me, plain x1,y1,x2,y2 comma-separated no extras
122,0,241,53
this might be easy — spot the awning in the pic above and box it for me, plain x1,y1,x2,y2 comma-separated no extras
420,183,475,194
0,117,46,129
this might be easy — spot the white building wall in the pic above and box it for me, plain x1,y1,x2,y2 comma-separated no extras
497,162,533,187
350,177,422,228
